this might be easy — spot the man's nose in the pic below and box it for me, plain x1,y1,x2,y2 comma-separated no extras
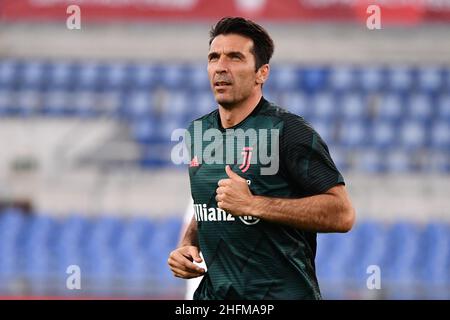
215,57,228,73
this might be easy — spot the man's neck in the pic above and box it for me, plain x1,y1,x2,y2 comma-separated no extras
218,93,263,129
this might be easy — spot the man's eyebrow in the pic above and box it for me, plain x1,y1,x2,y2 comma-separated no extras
208,52,220,60
208,51,245,60
227,51,245,58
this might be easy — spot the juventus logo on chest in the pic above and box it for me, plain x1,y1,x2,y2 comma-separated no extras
239,147,253,173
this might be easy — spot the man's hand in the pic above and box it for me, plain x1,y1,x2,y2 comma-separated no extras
168,246,206,279
216,165,254,216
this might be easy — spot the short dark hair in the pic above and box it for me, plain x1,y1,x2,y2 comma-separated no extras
209,17,274,71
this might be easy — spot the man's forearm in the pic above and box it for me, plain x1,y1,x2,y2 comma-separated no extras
179,216,199,247
249,186,355,233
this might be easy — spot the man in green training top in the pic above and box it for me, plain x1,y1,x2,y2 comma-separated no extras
168,16,356,300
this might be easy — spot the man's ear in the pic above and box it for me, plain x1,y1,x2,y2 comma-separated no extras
256,64,270,85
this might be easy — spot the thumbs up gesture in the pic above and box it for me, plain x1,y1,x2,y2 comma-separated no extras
216,165,254,216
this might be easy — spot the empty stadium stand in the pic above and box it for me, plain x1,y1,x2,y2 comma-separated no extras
0,208,448,299
1,60,449,173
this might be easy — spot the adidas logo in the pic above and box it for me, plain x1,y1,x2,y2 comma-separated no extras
190,155,199,167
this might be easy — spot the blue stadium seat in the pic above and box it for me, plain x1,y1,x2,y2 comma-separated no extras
329,66,356,91
101,63,131,90
123,218,156,257
19,61,48,89
0,253,17,278
55,213,87,249
22,247,52,278
121,255,150,280
72,89,98,117
148,218,181,252
359,67,385,92
279,91,309,117
73,61,102,90
53,215,85,277
417,67,443,92
140,143,173,168
0,208,26,233
129,64,159,90
430,120,450,151
406,93,434,123
93,215,123,244
398,121,428,150
81,216,122,279
0,209,26,278
42,90,72,116
370,121,397,150
426,151,450,173
0,88,15,116
186,64,210,91
15,89,41,116
53,250,84,284
376,93,404,122
300,67,329,92
353,148,385,173
19,215,56,279
155,116,189,143
385,150,414,173
383,222,420,284
116,223,141,256
418,222,449,286
122,90,154,120
339,92,367,121
386,66,414,92
47,61,75,90
158,91,190,119
191,91,216,118
266,65,300,91
159,64,188,90
0,59,20,89
338,119,368,149
309,92,337,121
116,217,152,258
96,90,121,116
84,252,116,280
347,221,388,284
437,93,450,121
21,215,56,256
316,232,356,283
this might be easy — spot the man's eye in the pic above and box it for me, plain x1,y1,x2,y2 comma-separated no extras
231,56,241,60
209,56,218,61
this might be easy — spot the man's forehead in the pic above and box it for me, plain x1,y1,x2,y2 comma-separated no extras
209,34,253,53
